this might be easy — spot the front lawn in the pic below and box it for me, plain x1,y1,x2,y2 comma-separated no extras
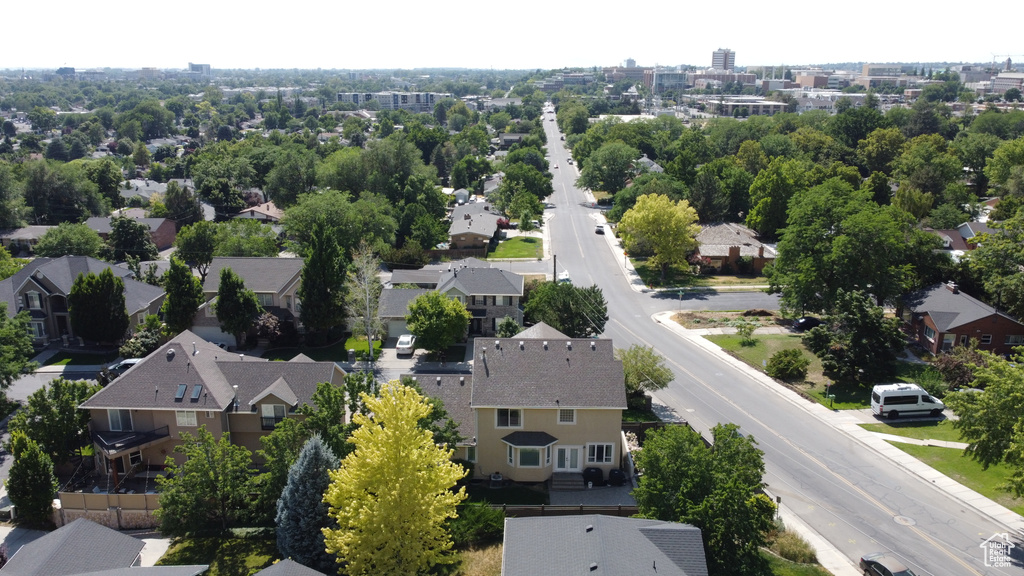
489,236,543,259
706,333,828,390
43,350,119,366
764,553,833,576
157,534,278,576
858,420,962,443
632,259,697,288
889,442,1024,516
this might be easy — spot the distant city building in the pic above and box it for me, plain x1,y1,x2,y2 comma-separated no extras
187,62,212,81
624,57,636,68
643,69,689,93
861,64,904,76
993,72,1024,93
604,65,650,82
336,91,450,113
712,48,735,71
137,67,161,80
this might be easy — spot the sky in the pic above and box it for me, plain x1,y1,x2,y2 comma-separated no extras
4,0,1020,72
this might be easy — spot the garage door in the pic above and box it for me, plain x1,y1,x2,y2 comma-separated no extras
387,319,408,338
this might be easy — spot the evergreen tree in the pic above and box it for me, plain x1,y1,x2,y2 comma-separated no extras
5,431,58,527
298,219,346,343
276,435,339,573
7,377,100,465
214,267,262,347
69,268,130,344
161,257,205,334
163,181,203,230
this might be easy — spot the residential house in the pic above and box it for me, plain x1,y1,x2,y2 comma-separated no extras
958,221,997,248
448,202,502,249
498,133,527,149
235,201,284,223
85,216,177,251
404,373,475,463
191,257,304,347
902,283,1024,356
0,256,165,347
0,225,53,257
925,228,970,261
379,287,430,338
502,515,708,576
694,223,775,273
80,331,346,486
0,517,208,576
253,560,328,576
635,154,664,174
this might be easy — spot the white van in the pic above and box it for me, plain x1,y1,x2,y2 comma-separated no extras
870,383,944,419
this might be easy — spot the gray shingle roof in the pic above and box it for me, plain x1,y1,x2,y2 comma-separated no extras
501,430,558,447
904,283,1022,331
1,518,143,576
437,267,523,297
695,223,774,258
448,203,502,237
389,269,444,286
202,258,303,295
85,216,169,235
471,337,626,409
73,567,209,576
422,257,492,270
403,373,475,441
517,322,568,339
502,515,708,576
379,288,430,318
253,559,328,576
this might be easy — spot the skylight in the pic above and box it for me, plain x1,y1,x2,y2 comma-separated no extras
175,384,187,400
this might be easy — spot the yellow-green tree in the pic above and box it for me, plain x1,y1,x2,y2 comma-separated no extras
323,382,467,576
619,193,701,282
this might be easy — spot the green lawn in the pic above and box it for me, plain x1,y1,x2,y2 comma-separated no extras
764,553,833,576
43,350,119,366
260,336,381,362
858,420,962,443
489,236,543,259
889,442,1024,516
632,259,698,288
157,534,278,576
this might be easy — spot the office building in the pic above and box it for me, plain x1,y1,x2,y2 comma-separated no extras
712,48,735,71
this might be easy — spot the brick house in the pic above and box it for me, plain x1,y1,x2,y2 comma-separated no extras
84,216,177,251
902,283,1024,356
694,223,775,274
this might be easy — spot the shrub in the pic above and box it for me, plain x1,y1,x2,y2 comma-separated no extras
735,321,756,345
766,349,810,381
448,502,505,548
768,526,817,564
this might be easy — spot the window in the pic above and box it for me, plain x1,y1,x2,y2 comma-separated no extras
109,409,132,432
519,448,541,467
205,411,215,418
981,334,993,345
507,444,514,465
500,296,512,306
558,409,576,424
467,446,477,463
497,408,521,428
587,443,613,464
176,410,197,427
546,445,551,465
285,295,292,310
26,292,42,310
28,322,45,339
261,404,286,429
257,293,274,307
129,451,143,466
1006,335,1024,346
137,312,147,324
923,326,936,341
960,335,967,345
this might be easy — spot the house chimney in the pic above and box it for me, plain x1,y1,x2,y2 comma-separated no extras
946,282,959,294
758,245,764,258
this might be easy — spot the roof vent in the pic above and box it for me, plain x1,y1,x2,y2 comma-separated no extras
436,377,442,386
585,524,594,532
459,377,465,386
543,341,548,350
239,354,244,361
519,341,524,350
566,342,572,350
589,563,598,572
495,340,500,349
481,346,487,359
591,341,596,351
192,342,197,355
166,349,175,360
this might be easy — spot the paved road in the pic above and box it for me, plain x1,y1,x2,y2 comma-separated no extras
540,114,1024,576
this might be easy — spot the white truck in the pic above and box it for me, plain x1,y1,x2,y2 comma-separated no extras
870,383,944,419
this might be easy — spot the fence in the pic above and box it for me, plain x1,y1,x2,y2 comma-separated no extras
491,504,638,517
54,491,161,529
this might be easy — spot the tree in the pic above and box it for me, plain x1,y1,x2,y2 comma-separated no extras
892,134,962,197
174,221,217,282
745,157,806,239
33,222,105,258
803,289,906,381
966,211,1024,318
496,315,521,338
944,356,1024,473
83,158,124,209
616,344,673,395
344,242,383,359
69,268,130,344
300,376,374,461
213,219,279,258
1006,87,1023,102
1,304,36,389
298,220,346,343
252,417,308,526
323,382,467,576
633,423,776,576
276,435,339,573
523,282,608,338
984,136,1024,193
155,426,256,535
0,162,27,229
7,377,100,465
0,247,26,281
687,170,729,223
933,339,987,391
5,431,58,527
163,181,203,230
856,127,905,176
575,141,640,195
265,148,317,207
162,257,205,334
214,267,262,347
104,216,158,262
405,291,471,354
618,194,701,282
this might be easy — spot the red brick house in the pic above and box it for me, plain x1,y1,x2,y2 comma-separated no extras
902,283,1024,356
694,223,776,274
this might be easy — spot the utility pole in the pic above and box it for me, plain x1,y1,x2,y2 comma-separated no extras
553,254,557,282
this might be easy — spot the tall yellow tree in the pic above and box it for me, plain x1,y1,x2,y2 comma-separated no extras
619,193,701,283
322,381,467,576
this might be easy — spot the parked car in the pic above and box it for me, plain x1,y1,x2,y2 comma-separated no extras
595,224,605,235
860,552,918,576
108,358,142,377
396,334,416,355
792,316,822,331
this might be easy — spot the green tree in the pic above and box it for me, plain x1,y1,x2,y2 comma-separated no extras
23,160,105,224
523,282,608,338
33,222,104,258
575,141,640,195
5,431,58,527
406,291,471,354
213,219,279,258
687,169,729,223
323,382,467,576
174,221,217,282
252,417,308,526
1,303,37,389
28,106,57,132
155,426,256,535
214,267,262,347
298,220,346,343
856,127,905,175
892,134,962,197
745,157,806,239
618,194,701,282
276,435,339,573
496,315,521,337
944,356,1024,472
161,257,205,334
0,162,27,229
803,289,905,381
984,136,1024,193
83,158,124,209
104,216,158,262
265,148,317,208
7,377,100,465
633,423,776,576
966,212,1024,318
344,242,383,359
163,181,203,230
0,247,26,281
616,344,673,397
69,268,130,344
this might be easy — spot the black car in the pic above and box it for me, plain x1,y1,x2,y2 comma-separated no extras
860,552,918,576
792,316,822,331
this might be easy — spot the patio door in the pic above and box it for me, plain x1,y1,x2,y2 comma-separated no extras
554,446,581,472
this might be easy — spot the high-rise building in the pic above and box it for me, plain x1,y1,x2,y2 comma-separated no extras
712,48,735,71
625,58,636,68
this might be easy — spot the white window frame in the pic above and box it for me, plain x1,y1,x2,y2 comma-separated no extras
26,291,42,310
109,409,132,432
176,410,197,427
587,443,614,464
558,409,576,424
129,451,143,466
137,312,147,324
496,408,522,428
981,334,993,345
518,447,542,468
546,445,552,465
257,293,274,307
507,444,513,465
923,325,936,341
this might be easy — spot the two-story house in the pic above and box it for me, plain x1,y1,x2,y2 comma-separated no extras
0,256,165,347
79,331,345,487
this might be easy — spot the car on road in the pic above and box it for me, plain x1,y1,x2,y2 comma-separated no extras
553,164,558,169
860,552,918,576
595,224,605,234
396,334,416,355
792,316,822,331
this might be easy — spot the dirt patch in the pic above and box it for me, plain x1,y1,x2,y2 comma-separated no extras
671,310,785,329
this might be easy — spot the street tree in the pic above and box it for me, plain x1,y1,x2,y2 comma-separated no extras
174,221,217,282
607,173,688,222
633,423,776,576
616,344,674,397
276,435,339,573
1,304,37,389
944,356,1024,473
104,216,158,262
803,289,906,381
156,426,256,535
344,242,383,360
5,431,58,527
523,282,608,338
299,220,346,344
33,222,104,258
69,268,130,344
7,377,100,465
618,194,701,283
323,382,467,576
405,291,471,355
575,141,640,196
966,211,1024,318
161,257,205,334
214,267,262,347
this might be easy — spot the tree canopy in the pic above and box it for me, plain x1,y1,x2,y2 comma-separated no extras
618,193,701,282
162,256,205,334
214,267,262,346
1,303,37,389
33,222,104,258
299,219,347,341
803,289,906,381
523,281,608,338
69,268,130,344
7,377,100,465
276,435,339,573
405,291,471,354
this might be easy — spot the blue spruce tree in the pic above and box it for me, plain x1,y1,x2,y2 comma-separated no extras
276,434,339,573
